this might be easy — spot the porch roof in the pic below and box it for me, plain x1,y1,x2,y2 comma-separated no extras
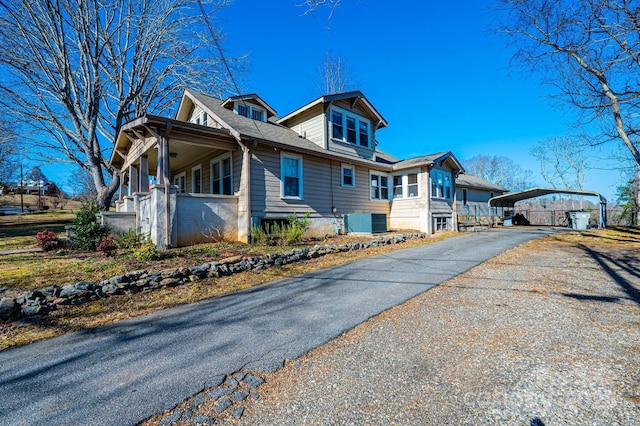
110,114,237,171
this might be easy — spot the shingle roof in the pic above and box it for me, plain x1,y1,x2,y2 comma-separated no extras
186,90,462,175
188,90,401,169
456,174,508,192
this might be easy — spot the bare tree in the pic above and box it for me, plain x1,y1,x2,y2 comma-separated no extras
497,0,640,172
317,52,356,95
529,136,589,190
300,0,343,20
68,166,99,202
0,0,237,209
464,155,533,191
0,120,17,186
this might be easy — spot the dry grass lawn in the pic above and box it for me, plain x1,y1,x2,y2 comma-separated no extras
0,227,449,351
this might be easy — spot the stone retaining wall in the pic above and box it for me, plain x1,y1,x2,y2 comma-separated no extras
0,233,426,321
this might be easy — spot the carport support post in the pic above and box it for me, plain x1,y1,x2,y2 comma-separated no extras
600,200,607,229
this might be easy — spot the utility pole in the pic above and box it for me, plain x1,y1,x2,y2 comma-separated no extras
20,163,24,213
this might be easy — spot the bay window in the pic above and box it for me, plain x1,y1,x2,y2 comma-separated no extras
431,170,451,199
330,106,371,148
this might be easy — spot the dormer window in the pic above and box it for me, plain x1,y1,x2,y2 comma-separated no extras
330,106,371,148
235,102,266,122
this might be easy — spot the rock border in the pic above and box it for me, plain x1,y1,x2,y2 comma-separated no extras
0,233,426,321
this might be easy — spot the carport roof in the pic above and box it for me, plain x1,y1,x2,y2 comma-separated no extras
489,187,607,208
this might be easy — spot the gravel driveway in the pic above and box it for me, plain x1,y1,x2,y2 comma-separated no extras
181,234,640,425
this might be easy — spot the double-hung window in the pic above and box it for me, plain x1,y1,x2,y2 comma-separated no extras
281,153,303,199
407,173,419,197
191,165,202,193
346,116,357,144
341,164,355,187
330,106,371,148
359,121,369,147
391,172,419,199
332,110,343,140
211,155,232,195
173,172,186,193
393,176,403,198
370,173,389,200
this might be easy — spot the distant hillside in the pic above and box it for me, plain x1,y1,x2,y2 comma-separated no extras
0,194,84,211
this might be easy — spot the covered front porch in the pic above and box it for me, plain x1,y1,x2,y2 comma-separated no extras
107,115,248,248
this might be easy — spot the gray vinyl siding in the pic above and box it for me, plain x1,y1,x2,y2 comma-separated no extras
333,163,390,216
327,139,375,160
250,148,389,219
456,187,500,220
171,148,240,195
280,104,326,148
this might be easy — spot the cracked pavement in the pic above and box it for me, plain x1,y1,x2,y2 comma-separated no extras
0,227,559,425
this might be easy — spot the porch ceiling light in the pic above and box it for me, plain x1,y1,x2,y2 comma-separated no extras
169,152,178,158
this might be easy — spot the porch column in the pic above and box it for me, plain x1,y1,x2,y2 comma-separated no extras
118,171,127,201
156,135,171,185
139,155,149,192
155,135,172,248
237,145,251,243
129,165,139,194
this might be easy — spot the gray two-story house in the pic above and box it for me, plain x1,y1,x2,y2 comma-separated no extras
108,89,465,248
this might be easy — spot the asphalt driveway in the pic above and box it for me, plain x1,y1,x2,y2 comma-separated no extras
0,227,559,425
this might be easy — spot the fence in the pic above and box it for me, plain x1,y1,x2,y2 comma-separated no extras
513,208,628,227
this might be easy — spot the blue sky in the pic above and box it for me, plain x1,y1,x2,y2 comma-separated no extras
213,0,620,201
42,0,620,201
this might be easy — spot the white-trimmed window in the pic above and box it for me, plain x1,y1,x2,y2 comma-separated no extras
281,153,303,199
330,106,371,148
370,172,389,200
331,110,343,140
434,216,448,231
407,173,419,197
341,164,355,187
431,170,451,199
173,172,186,193
462,188,468,206
210,154,233,195
191,165,202,193
392,172,419,199
190,110,207,126
393,175,403,199
235,102,266,122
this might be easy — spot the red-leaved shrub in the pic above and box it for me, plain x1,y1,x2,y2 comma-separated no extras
97,235,117,257
35,230,60,251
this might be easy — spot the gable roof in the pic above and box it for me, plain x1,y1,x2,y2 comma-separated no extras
183,90,397,169
391,151,464,173
220,94,277,118
456,174,508,192
277,91,388,129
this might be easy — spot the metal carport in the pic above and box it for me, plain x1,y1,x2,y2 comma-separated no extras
488,188,608,229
